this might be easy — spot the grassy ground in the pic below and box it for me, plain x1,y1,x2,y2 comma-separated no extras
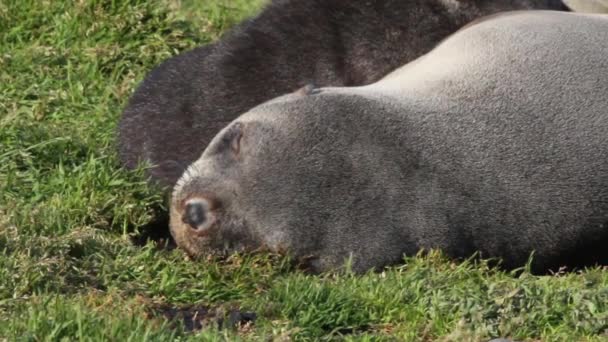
0,0,607,340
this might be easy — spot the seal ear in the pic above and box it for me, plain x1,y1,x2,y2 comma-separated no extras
218,122,244,157
294,83,318,96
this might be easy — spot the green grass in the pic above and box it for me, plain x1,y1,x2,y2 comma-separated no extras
0,0,607,340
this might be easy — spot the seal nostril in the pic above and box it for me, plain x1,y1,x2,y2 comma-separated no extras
182,200,207,229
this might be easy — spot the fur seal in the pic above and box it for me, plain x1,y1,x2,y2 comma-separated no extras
169,11,608,273
118,0,569,187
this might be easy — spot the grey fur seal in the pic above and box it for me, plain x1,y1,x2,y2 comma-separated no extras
118,0,568,187
170,11,608,273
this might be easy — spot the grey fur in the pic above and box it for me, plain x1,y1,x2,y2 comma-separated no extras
170,11,608,273
118,0,568,187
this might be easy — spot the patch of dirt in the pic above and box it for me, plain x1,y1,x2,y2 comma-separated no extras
146,302,256,333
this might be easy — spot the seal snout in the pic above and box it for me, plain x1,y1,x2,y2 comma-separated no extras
183,199,207,228
180,197,217,234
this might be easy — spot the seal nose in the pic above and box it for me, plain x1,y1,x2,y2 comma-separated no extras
182,199,207,229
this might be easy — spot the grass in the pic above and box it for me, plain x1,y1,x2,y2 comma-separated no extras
0,0,607,340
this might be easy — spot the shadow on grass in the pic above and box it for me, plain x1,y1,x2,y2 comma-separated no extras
129,204,176,250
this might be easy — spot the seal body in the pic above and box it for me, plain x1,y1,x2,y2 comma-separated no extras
170,11,608,273
118,0,568,187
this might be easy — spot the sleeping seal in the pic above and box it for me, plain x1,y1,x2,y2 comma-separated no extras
169,11,608,273
118,0,569,187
